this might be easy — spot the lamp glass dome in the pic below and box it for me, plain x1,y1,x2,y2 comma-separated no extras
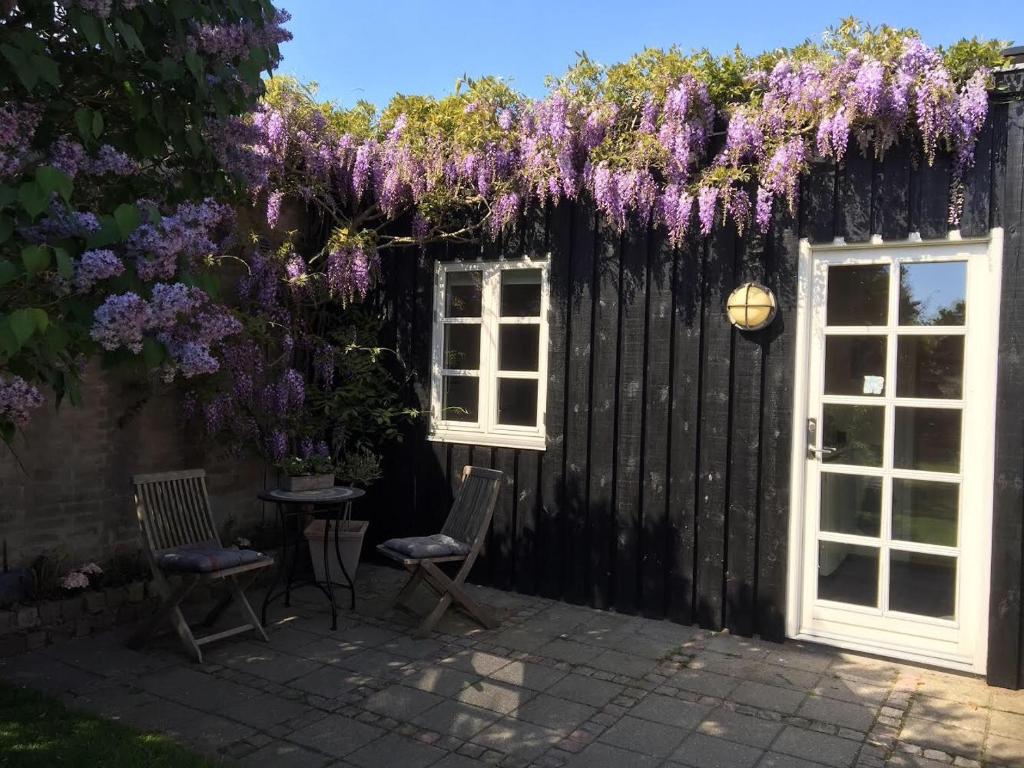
726,282,777,330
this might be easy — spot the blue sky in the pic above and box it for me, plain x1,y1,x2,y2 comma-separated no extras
277,1,1021,109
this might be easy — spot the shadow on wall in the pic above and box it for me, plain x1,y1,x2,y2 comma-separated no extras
0,361,266,569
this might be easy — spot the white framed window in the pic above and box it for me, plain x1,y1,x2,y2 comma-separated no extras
429,258,549,451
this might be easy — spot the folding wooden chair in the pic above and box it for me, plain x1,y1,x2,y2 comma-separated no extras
378,465,503,636
128,469,274,662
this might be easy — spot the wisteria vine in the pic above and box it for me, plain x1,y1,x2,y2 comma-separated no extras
233,22,1000,301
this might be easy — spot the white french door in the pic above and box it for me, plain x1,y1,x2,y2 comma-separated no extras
789,235,1002,673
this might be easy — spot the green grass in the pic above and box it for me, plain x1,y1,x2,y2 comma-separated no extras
0,683,217,768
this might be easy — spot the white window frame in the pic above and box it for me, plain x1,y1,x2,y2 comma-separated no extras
429,257,549,451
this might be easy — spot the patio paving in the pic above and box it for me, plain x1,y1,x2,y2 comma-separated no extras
2,562,1022,768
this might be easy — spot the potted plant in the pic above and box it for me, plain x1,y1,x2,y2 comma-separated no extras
277,450,337,492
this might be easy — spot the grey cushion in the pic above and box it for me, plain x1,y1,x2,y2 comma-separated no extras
381,534,470,559
157,545,268,573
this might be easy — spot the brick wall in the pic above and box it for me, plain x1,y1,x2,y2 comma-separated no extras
0,362,268,569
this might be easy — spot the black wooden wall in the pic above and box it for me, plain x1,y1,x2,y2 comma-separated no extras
374,84,1024,687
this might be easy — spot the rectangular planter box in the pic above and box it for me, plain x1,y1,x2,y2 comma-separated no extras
281,473,335,492
304,519,368,585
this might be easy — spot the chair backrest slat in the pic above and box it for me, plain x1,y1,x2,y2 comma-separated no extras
133,469,219,555
441,466,503,544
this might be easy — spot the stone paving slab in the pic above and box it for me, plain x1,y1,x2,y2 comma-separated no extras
2,562,1023,768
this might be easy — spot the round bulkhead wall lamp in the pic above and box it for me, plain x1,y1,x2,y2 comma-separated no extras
725,282,777,331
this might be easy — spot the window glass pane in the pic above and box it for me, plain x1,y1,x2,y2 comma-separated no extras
818,542,878,607
444,324,480,370
501,269,542,317
497,378,538,427
895,335,964,399
445,271,482,317
499,325,539,372
442,376,478,422
892,479,959,547
822,404,884,467
824,336,886,396
820,473,882,537
899,262,966,326
894,407,961,473
889,551,956,620
827,265,889,326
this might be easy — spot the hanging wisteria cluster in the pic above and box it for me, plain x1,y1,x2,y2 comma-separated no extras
230,26,1000,299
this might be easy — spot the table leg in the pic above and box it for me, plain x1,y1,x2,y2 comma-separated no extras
322,516,338,631
261,503,290,626
284,507,302,607
334,501,356,610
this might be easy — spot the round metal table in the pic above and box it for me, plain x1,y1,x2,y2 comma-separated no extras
258,486,366,630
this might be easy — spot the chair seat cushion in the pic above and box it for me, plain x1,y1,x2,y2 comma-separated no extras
380,534,470,559
157,545,268,573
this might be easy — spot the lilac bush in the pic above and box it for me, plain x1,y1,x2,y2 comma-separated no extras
0,1,289,439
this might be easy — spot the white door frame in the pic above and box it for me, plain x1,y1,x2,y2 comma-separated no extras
785,231,1004,674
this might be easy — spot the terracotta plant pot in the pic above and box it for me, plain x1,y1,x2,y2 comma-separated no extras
281,473,335,492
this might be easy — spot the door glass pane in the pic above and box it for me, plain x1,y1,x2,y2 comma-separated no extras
445,271,482,317
892,479,959,546
824,336,886,396
893,407,961,472
444,324,480,370
820,473,882,536
442,376,478,422
899,262,966,326
827,265,889,326
497,378,538,426
818,542,878,607
499,325,540,371
822,404,884,467
501,269,542,317
896,335,964,399
889,551,956,620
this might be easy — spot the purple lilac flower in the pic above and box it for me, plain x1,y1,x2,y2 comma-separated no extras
48,136,86,177
0,375,44,426
74,249,124,292
86,145,137,176
90,293,150,353
148,282,204,327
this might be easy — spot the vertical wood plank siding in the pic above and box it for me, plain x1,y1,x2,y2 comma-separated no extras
378,121,1023,684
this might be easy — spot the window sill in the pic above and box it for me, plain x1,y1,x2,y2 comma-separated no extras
428,430,546,452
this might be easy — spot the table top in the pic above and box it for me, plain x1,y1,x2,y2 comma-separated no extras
258,486,366,505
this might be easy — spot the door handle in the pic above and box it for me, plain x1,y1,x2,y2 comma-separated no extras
805,418,838,460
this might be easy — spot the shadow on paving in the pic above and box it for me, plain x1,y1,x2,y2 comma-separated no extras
1,562,1022,768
